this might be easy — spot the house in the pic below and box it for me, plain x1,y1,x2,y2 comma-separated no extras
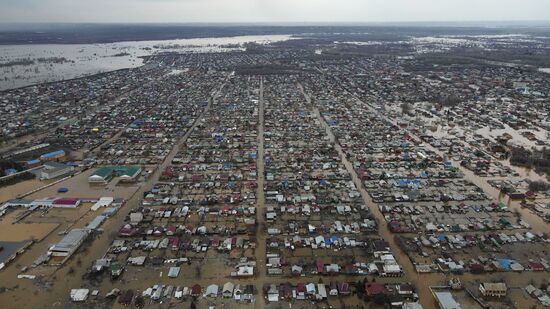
317,284,328,300
279,283,293,300
70,289,89,302
129,212,143,225
243,285,254,302
337,282,351,296
233,284,243,301
223,282,235,298
191,284,202,297
365,283,386,299
296,283,306,299
316,260,325,274
529,262,544,271
235,265,254,277
168,267,180,278
204,284,219,297
267,284,279,302
119,224,138,237
306,283,317,296
291,265,303,275
479,282,507,298
127,256,146,266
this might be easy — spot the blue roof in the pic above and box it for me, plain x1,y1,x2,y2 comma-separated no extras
5,168,18,175
41,150,65,158
398,179,420,187
27,159,41,165
497,258,513,271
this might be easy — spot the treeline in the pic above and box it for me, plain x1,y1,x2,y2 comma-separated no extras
0,171,35,187
0,160,25,177
510,147,550,176
0,57,71,68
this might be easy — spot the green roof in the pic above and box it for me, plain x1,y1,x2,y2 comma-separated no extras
92,166,141,179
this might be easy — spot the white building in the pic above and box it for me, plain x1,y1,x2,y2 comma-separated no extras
40,162,74,180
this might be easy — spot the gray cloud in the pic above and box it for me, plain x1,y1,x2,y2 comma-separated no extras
0,0,549,23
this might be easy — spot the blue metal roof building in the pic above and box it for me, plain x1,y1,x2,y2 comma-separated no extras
40,150,65,159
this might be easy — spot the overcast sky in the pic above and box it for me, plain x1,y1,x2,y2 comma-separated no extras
1,0,550,23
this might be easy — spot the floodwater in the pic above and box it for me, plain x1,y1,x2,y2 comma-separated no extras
0,34,293,90
0,240,28,263
0,178,45,201
314,90,550,308
476,124,548,150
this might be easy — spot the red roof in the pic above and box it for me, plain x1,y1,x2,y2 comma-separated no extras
529,262,544,271
316,260,325,273
191,284,201,295
365,283,386,296
53,198,80,205
170,237,180,248
337,282,350,294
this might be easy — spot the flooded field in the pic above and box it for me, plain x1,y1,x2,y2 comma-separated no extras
0,34,292,90
0,179,45,201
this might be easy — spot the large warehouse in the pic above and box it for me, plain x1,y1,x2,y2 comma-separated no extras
49,229,89,259
88,166,141,184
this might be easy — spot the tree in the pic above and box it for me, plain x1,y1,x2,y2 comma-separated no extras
529,181,550,192
356,281,364,298
401,102,413,115
134,295,145,308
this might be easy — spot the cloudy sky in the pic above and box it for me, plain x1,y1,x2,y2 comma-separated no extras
1,0,549,23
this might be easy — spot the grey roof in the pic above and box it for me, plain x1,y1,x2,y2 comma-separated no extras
4,199,33,205
86,215,106,230
44,162,70,169
51,229,89,252
434,291,461,309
